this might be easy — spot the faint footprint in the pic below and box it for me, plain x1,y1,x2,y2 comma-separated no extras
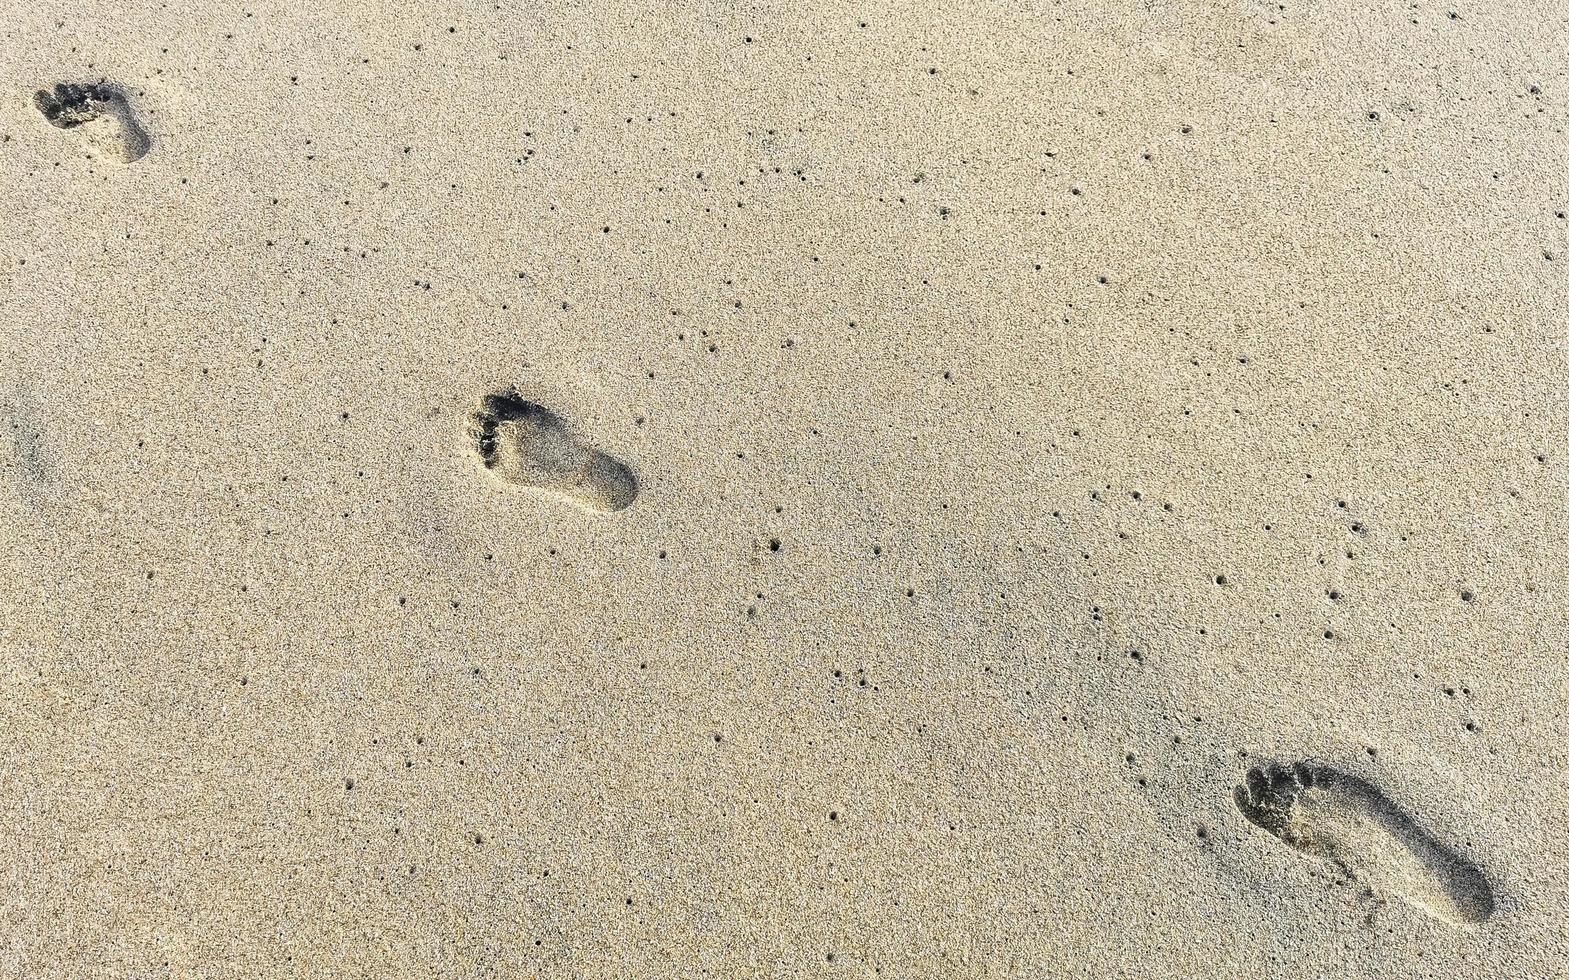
1234,761,1494,924
467,389,638,513
33,81,150,163
7,390,54,491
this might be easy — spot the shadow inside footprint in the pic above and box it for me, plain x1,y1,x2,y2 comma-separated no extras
1234,761,1494,925
467,389,638,513
33,81,150,163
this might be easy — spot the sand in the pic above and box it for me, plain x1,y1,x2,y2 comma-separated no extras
3,0,1567,976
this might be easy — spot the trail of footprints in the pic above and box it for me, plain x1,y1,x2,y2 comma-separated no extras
34,82,150,163
23,68,1506,939
467,388,638,513
1234,761,1494,925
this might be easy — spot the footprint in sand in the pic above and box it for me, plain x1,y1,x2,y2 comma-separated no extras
1233,761,1494,925
33,81,151,163
467,388,638,513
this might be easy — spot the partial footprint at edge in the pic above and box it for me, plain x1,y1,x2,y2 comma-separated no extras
467,388,638,514
33,81,150,164
1233,761,1495,925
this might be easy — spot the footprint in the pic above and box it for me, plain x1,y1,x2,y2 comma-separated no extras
1233,761,1494,924
467,389,638,513
33,81,150,163
7,391,54,491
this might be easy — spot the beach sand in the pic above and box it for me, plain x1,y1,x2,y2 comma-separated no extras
3,1,1567,975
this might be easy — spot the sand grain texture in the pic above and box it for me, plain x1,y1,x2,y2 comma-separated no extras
2,0,1568,976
